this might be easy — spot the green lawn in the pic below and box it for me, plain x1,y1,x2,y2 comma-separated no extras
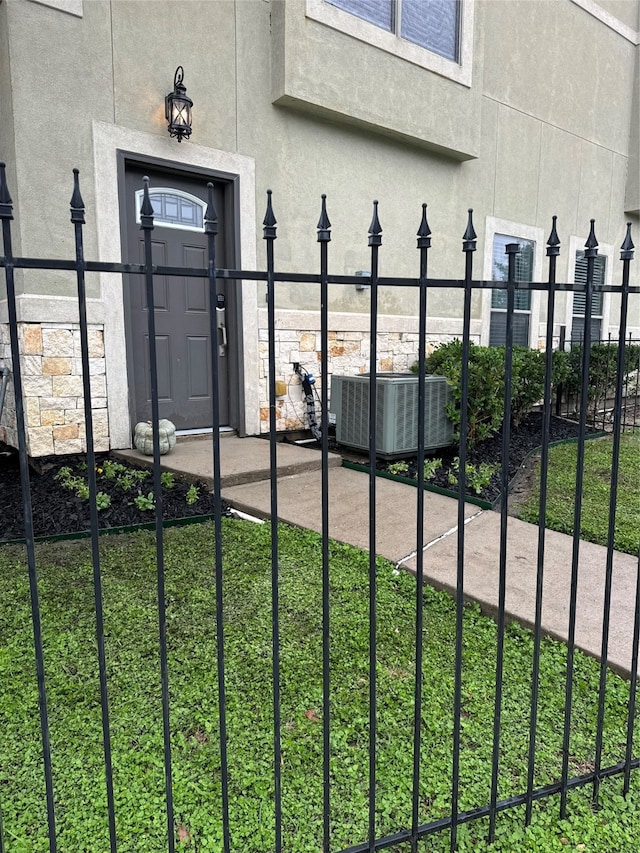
0,521,638,852
518,432,640,556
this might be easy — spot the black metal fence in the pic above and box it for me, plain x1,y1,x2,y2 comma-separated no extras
554,330,640,431
1,162,639,852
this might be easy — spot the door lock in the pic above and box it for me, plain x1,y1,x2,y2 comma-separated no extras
216,293,227,357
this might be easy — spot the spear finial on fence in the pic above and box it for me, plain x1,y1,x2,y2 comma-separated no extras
417,203,431,249
263,189,277,240
317,194,331,242
70,169,85,225
368,200,382,246
462,208,476,252
204,182,218,236
620,222,634,260
546,215,560,256
140,177,155,230
0,162,13,220
584,219,598,256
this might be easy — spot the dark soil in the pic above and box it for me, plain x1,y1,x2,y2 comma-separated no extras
370,413,601,505
0,447,224,543
0,414,598,542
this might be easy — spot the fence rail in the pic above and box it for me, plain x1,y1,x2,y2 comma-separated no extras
1,163,639,852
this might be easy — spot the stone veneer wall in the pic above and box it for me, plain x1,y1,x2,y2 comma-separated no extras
0,322,109,456
257,328,476,433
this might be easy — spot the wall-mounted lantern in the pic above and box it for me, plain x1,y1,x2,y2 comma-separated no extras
165,66,193,142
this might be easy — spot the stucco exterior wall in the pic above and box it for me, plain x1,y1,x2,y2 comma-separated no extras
1,0,639,451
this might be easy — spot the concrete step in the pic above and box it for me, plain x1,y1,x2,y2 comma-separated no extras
115,434,342,489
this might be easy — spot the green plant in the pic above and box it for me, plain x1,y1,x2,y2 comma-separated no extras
161,471,176,489
562,342,640,417
95,491,111,511
1,522,638,852
101,459,126,480
419,340,508,444
134,491,155,511
114,467,148,492
75,481,90,500
447,457,461,487
423,457,442,480
116,472,137,492
185,484,199,506
416,340,569,445
55,465,89,499
466,461,499,494
447,457,499,494
509,346,545,425
387,460,409,477
55,465,73,482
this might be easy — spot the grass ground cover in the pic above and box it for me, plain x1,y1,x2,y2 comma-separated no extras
0,521,638,852
518,433,640,556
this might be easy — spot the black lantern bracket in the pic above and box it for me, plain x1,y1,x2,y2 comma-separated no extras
165,66,193,142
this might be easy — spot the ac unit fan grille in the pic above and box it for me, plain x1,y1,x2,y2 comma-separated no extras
331,374,453,458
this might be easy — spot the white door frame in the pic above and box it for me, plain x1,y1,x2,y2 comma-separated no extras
92,121,259,447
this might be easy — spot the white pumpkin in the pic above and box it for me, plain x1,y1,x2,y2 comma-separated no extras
134,419,177,456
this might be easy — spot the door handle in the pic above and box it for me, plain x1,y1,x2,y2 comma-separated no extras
216,294,228,355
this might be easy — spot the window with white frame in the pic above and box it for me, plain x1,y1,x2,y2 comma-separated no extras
306,0,473,85
571,252,606,343
489,234,535,347
327,0,460,61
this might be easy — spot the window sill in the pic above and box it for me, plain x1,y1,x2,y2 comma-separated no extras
271,0,481,161
305,0,474,87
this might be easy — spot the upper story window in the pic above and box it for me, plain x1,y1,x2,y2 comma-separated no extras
327,0,460,61
307,0,473,86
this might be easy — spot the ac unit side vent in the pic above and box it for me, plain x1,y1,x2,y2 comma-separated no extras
330,373,453,458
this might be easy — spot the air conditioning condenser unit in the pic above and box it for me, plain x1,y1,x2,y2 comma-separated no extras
330,373,454,459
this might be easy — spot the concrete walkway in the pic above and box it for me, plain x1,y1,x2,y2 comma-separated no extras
119,435,639,679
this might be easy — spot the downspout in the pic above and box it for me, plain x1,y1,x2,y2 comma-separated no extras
0,365,10,426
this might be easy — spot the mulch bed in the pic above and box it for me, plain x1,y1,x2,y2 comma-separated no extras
0,446,224,543
1,414,598,542
370,412,601,505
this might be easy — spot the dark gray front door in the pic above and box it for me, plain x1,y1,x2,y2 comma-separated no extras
124,165,230,430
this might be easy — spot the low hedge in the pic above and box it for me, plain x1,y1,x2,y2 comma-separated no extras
413,340,569,445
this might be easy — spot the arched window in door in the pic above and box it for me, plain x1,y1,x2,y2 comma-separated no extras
135,187,206,232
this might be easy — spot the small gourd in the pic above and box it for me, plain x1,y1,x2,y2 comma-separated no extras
134,419,176,456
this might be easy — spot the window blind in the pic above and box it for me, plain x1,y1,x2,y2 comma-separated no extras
571,252,606,343
327,0,460,60
328,0,393,30
572,252,605,317
491,235,534,312
401,0,460,61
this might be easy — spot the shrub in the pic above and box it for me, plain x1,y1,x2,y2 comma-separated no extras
561,342,640,415
418,340,505,444
414,340,568,445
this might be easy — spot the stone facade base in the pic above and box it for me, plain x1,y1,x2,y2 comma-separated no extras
0,322,109,457
257,327,471,433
